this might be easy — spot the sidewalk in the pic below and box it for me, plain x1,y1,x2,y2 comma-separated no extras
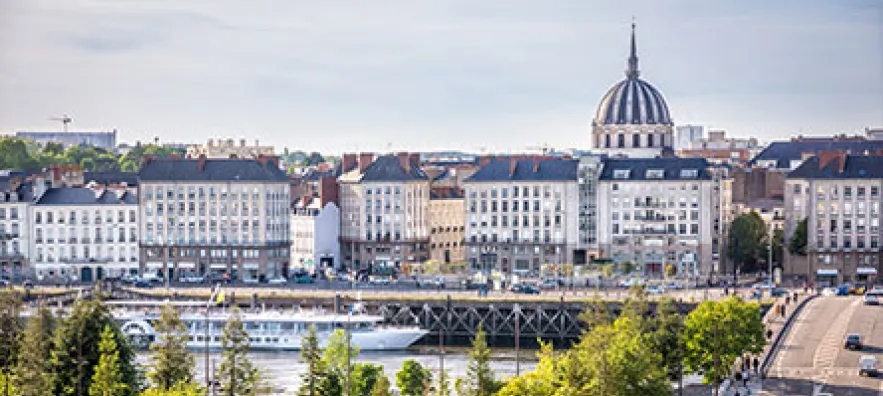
720,290,813,396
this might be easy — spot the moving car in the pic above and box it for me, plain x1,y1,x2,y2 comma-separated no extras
863,294,879,305
821,287,837,297
294,275,316,284
267,277,288,285
844,333,863,350
538,279,559,289
859,355,878,377
645,285,665,295
509,283,541,294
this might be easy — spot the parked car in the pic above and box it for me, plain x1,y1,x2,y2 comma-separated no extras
844,333,863,350
753,281,774,290
242,278,260,285
509,283,541,294
836,286,850,296
645,285,666,294
267,277,288,285
821,287,837,297
134,280,152,288
420,277,446,288
22,280,33,289
295,275,316,284
770,288,787,297
538,279,559,289
863,294,879,306
859,355,879,377
666,282,684,290
180,276,204,284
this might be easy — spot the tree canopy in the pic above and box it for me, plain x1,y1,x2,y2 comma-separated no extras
147,305,194,390
727,212,769,273
788,218,808,256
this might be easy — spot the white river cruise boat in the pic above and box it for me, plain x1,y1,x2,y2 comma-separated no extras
109,301,428,351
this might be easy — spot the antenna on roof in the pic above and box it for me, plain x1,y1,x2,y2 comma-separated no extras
49,115,72,132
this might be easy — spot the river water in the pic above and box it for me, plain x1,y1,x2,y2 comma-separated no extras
136,348,538,395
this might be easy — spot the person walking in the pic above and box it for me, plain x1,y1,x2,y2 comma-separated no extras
781,305,787,318
752,356,760,375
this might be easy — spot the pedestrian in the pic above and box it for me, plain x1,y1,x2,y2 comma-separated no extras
785,296,791,305
782,305,787,317
753,356,760,374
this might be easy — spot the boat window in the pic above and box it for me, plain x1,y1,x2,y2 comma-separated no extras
245,322,261,331
281,322,295,331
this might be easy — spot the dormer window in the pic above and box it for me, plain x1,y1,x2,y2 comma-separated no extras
680,169,699,179
613,169,631,179
646,169,664,179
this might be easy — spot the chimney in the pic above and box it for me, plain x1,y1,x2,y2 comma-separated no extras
358,153,374,173
319,176,339,206
397,152,410,172
257,154,268,168
480,155,493,167
342,154,357,173
141,154,156,167
532,159,540,173
229,154,238,159
508,158,517,176
409,153,421,169
817,150,846,172
198,154,207,172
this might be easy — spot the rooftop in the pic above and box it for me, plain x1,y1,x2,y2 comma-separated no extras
35,188,137,205
467,158,578,182
787,155,883,179
599,157,712,181
748,138,883,168
139,157,288,182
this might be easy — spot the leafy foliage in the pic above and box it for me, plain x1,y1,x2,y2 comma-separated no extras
216,308,261,395
349,363,384,396
89,325,129,396
683,297,766,385
0,293,21,382
727,212,769,273
455,326,502,396
648,298,686,383
322,328,359,378
13,304,56,396
494,341,559,396
298,325,336,396
369,375,392,396
140,381,204,396
788,218,808,256
50,298,141,396
396,359,431,396
148,305,194,390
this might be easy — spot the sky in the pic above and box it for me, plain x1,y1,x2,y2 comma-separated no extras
1,0,882,154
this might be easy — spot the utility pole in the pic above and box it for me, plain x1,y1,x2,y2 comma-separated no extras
345,308,352,396
438,326,445,396
514,304,521,376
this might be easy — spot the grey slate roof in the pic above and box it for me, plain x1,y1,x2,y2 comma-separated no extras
139,158,288,182
599,157,712,181
467,159,578,182
85,171,139,186
360,156,428,182
35,188,137,205
748,140,883,168
787,156,883,179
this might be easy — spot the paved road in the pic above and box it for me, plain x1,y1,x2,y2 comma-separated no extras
764,295,883,395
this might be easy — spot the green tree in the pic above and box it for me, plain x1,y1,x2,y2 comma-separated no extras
396,359,431,396
664,263,677,278
601,264,613,279
13,304,56,396
0,138,40,169
298,325,336,396
788,218,808,256
370,375,392,396
90,325,129,396
455,326,501,396
649,298,686,392
683,297,766,386
148,305,194,390
727,212,768,273
349,363,383,396
120,160,139,172
322,328,359,378
216,308,260,396
619,261,634,275
578,296,613,329
495,341,558,396
50,298,141,396
0,293,22,388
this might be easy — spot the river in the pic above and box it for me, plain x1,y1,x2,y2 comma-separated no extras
136,347,538,395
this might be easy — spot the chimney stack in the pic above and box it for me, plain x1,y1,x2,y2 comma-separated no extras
198,154,207,172
358,153,374,173
508,158,517,176
342,153,357,173
817,150,847,172
397,152,410,172
141,154,156,167
532,159,540,173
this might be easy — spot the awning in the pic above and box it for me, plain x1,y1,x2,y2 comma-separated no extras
175,262,196,269
243,263,259,269
145,262,164,269
209,263,227,269
816,269,839,276
857,267,878,275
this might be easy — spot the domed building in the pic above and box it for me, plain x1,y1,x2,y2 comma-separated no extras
592,23,674,158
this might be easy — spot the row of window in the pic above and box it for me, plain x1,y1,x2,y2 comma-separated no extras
467,185,564,200
612,210,700,221
468,199,563,214
818,218,880,234
600,132,668,149
806,185,880,199
814,236,880,250
613,223,700,235
0,208,20,220
141,185,288,200
469,214,564,229
816,254,878,265
34,210,136,224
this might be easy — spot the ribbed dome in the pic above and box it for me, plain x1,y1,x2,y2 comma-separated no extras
594,21,672,126
595,78,672,125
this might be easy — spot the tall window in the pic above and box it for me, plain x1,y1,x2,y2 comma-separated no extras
632,134,640,147
648,134,655,147
617,134,625,148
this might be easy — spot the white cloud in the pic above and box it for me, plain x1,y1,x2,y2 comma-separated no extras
0,0,880,153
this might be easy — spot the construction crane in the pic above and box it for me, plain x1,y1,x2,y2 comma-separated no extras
49,115,72,132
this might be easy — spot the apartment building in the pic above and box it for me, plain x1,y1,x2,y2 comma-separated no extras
186,138,275,159
137,155,291,282
784,153,883,285
29,187,138,282
290,175,341,274
338,153,431,270
429,187,465,264
577,156,603,263
0,187,30,280
463,158,579,275
597,158,717,278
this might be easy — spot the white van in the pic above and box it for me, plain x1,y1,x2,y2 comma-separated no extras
859,355,878,377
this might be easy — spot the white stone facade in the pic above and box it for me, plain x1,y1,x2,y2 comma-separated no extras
291,201,340,272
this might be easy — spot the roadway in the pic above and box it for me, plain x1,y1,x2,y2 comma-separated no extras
765,295,883,395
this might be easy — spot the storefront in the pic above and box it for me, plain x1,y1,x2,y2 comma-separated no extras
815,268,839,287
857,267,878,285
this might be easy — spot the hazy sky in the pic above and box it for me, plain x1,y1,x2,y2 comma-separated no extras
1,0,881,154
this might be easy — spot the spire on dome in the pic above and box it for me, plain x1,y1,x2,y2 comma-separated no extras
626,19,640,79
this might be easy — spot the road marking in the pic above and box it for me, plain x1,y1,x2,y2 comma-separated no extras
774,297,820,376
813,298,860,369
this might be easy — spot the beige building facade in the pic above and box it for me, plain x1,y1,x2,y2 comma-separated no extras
187,138,275,159
429,188,465,264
